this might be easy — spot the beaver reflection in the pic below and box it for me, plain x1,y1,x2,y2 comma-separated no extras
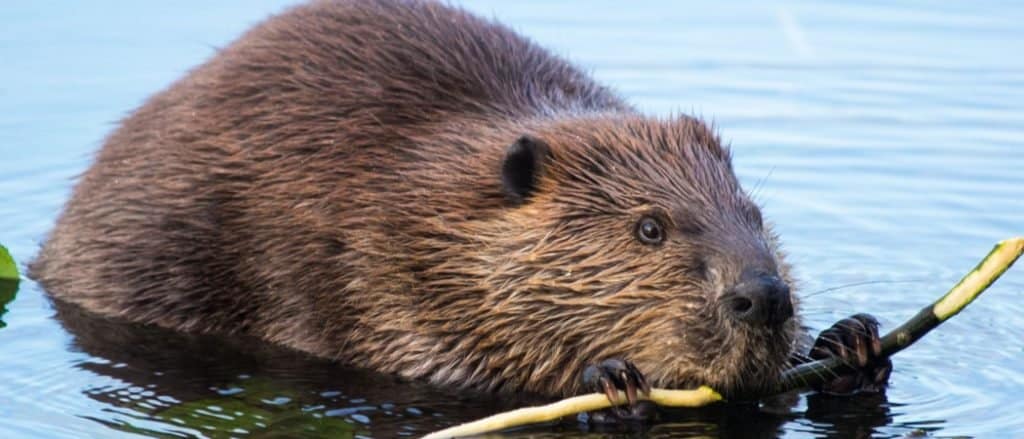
53,299,503,438
53,299,890,438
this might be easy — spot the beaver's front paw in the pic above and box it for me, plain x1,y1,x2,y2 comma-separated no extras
810,313,892,394
581,358,656,422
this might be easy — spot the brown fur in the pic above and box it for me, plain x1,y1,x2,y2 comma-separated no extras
30,0,800,398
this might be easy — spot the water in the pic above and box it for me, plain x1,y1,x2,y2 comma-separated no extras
1,1,1022,437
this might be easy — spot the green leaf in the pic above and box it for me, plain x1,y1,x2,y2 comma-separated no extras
0,280,16,329
0,245,17,280
0,246,17,329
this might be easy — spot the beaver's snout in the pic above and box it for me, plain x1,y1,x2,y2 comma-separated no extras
722,269,793,326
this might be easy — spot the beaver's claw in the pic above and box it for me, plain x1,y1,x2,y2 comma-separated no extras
581,358,655,422
810,313,893,394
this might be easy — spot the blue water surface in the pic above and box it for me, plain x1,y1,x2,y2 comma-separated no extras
1,1,1022,437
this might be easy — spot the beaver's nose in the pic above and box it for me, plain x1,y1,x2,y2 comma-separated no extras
723,271,793,326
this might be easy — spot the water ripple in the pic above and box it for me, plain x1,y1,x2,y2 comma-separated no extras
1,0,1022,437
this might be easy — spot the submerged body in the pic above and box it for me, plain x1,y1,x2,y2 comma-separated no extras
31,0,887,401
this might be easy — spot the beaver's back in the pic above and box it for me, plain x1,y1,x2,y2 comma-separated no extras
30,0,628,343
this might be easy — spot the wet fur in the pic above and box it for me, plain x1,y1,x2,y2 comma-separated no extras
31,0,801,398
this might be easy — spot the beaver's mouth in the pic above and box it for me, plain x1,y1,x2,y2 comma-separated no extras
641,306,799,399
724,327,794,399
702,322,798,400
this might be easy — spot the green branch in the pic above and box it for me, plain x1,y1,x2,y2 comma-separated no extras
779,237,1023,390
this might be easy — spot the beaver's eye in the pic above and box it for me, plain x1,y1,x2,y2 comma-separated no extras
635,217,665,245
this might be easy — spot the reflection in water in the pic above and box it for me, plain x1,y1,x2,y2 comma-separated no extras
52,299,493,438
803,392,893,438
51,298,904,437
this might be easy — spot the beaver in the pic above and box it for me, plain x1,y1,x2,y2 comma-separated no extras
30,0,890,415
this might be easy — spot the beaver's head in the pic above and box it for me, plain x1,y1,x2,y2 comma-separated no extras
463,115,799,398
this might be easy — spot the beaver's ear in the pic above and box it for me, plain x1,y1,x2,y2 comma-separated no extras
501,135,550,203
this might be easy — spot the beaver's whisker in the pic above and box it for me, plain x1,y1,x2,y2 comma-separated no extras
788,352,823,367
810,339,867,369
797,309,844,315
828,320,874,337
747,165,775,201
786,352,841,387
802,279,927,299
